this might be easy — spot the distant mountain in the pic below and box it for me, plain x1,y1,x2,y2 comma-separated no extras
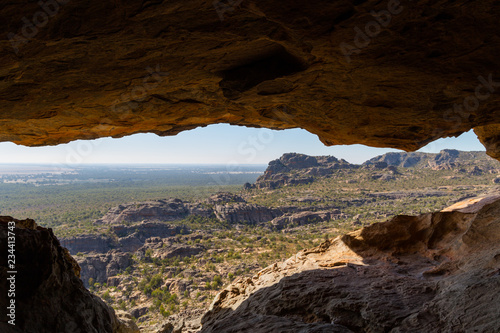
253,153,356,189
251,150,497,190
363,149,493,170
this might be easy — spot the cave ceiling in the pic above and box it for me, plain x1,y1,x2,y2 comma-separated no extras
0,0,499,159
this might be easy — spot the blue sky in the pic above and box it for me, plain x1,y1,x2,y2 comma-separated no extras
0,125,485,165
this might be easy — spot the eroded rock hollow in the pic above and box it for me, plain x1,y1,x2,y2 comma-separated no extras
0,0,500,158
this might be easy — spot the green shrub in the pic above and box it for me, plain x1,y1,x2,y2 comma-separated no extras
102,290,112,302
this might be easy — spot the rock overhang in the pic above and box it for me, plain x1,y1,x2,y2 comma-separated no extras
0,0,499,159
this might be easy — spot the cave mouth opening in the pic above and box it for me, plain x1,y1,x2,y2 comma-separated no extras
0,125,495,333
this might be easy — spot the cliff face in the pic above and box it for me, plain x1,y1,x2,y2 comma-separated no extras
60,234,115,254
255,153,355,189
0,217,138,333
200,195,500,332
1,1,500,159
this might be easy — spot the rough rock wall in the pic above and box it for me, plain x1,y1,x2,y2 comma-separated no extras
60,234,114,254
0,216,137,333
200,195,500,332
1,0,500,158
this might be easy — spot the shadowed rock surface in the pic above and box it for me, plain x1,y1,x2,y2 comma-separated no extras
1,1,500,159
60,234,115,254
77,250,132,287
200,195,500,333
0,217,139,333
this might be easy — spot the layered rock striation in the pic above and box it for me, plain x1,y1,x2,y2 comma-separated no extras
1,1,500,159
200,195,500,332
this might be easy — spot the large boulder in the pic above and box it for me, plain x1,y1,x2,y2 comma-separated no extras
0,217,128,333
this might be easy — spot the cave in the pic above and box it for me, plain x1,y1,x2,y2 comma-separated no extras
0,0,500,332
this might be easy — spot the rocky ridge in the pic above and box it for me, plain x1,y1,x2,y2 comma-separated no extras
65,191,343,291
364,149,493,170
253,150,498,189
63,149,499,301
253,153,356,189
91,192,341,233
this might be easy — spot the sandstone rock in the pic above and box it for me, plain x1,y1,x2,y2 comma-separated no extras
372,161,388,169
242,182,254,190
76,250,131,287
159,309,205,333
271,210,341,230
256,153,355,189
158,322,175,333
114,310,140,333
214,203,282,225
60,234,114,255
106,276,122,287
0,217,124,333
468,165,483,175
1,1,500,161
62,221,190,254
256,78,295,96
117,234,145,253
139,241,205,261
364,151,425,168
113,222,188,240
365,150,493,170
207,193,246,204
130,307,148,320
97,199,209,225
200,196,500,332
259,153,319,179
379,173,395,181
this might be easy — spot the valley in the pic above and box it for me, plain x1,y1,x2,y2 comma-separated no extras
20,149,497,332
